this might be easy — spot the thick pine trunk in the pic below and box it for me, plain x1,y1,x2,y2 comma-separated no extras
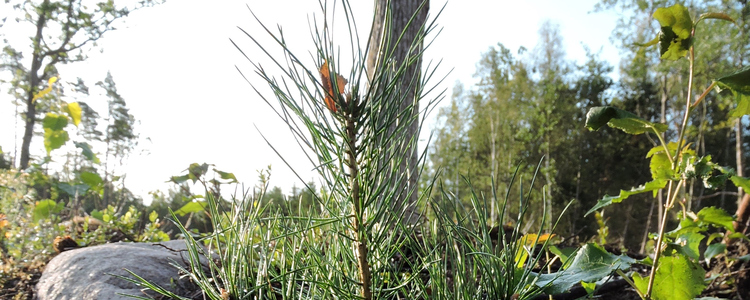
367,0,429,225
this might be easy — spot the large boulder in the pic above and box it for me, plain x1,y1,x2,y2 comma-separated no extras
35,240,206,300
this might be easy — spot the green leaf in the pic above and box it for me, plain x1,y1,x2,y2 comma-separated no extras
65,102,82,127
169,175,190,184
174,201,207,216
586,179,667,216
653,4,693,60
42,113,68,131
74,142,100,163
585,106,667,135
188,163,210,181
704,243,726,265
581,281,596,295
149,210,158,223
635,35,659,47
43,128,69,155
633,254,705,300
538,244,635,294
80,171,103,188
549,246,577,265
90,210,103,221
674,232,704,260
696,12,736,25
696,206,734,232
731,176,750,192
715,66,750,117
57,182,90,196
647,144,675,181
214,168,238,183
33,200,64,222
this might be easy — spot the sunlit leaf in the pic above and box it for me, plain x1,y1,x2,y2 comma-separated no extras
43,128,69,155
149,210,158,223
653,4,693,60
65,102,82,127
633,254,705,300
674,232,704,260
647,145,675,181
42,113,68,131
174,201,207,216
549,246,577,265
32,76,58,103
581,281,596,295
696,206,734,232
585,106,667,135
731,176,750,192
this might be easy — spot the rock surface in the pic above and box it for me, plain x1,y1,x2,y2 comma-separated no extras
35,240,204,300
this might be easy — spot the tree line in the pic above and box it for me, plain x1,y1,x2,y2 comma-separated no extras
423,0,749,251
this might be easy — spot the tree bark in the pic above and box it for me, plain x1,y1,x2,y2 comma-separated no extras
367,0,429,225
19,0,50,170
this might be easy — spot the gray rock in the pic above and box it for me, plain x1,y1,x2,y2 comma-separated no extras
35,240,206,300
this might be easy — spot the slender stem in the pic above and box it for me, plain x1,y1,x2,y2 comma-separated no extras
673,43,696,168
647,29,697,298
345,98,371,300
645,179,684,299
691,81,717,109
653,128,674,164
617,269,644,299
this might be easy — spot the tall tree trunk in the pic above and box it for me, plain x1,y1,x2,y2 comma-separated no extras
19,1,50,170
367,0,429,226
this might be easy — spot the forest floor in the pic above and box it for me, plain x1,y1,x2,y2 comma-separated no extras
2,238,749,299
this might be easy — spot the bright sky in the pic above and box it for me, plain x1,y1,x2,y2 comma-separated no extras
0,0,621,202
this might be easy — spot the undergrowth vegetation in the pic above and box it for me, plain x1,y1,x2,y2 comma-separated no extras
1,1,749,300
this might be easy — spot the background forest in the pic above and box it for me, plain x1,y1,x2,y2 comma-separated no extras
424,0,749,252
0,0,749,299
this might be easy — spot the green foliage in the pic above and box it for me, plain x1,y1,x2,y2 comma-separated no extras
0,169,65,293
715,66,750,116
583,2,746,298
632,254,706,300
32,200,64,222
653,4,693,60
538,243,635,294
585,106,668,134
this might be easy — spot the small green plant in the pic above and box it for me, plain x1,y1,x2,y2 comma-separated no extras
126,0,582,299
583,4,749,299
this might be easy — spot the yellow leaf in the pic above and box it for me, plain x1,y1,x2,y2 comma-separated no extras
65,102,82,127
32,76,59,104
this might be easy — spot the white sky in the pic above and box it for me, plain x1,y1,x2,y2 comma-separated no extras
0,0,622,202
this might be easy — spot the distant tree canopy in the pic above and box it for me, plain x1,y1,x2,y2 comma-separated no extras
424,0,749,250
